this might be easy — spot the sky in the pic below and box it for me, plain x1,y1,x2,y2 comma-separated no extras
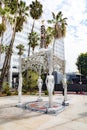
25,0,87,73
41,0,87,73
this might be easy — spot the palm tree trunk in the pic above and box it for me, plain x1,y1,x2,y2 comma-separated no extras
0,15,5,61
0,33,3,61
0,19,17,91
26,19,35,87
27,19,35,57
31,19,35,34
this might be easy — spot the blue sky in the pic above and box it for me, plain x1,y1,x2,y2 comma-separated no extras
25,0,87,73
41,0,87,73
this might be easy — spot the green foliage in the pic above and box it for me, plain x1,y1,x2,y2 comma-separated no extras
45,27,53,48
6,91,11,96
3,82,9,92
27,0,43,57
22,89,27,94
28,31,39,51
23,69,38,92
47,11,67,39
16,44,25,55
30,0,43,20
14,91,18,95
44,90,48,95
0,23,6,36
2,82,11,96
76,52,87,76
1,44,5,54
16,16,25,32
4,0,18,14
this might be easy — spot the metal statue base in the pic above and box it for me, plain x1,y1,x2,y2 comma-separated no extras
16,102,23,107
37,98,43,102
62,100,69,106
16,101,66,115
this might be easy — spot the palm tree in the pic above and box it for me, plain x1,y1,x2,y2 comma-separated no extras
0,44,9,59
47,11,67,52
29,0,43,33
15,1,29,32
0,0,29,91
16,44,25,56
28,31,39,53
0,1,7,61
1,44,5,54
26,0,43,89
28,0,43,56
47,11,67,73
16,44,25,103
45,27,53,48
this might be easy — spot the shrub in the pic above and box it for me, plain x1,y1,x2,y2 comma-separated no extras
6,91,11,96
2,82,11,96
44,90,48,95
22,89,27,94
3,82,10,93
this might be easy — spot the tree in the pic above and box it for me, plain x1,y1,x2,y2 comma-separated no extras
16,44,25,56
26,0,43,90
47,11,67,73
0,0,29,91
28,31,39,53
0,1,8,61
28,0,43,56
23,69,38,92
47,11,67,52
0,44,9,61
15,1,29,32
45,27,53,48
76,53,87,76
1,44,5,54
29,0,43,33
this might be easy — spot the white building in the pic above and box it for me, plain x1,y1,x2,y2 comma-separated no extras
54,38,65,60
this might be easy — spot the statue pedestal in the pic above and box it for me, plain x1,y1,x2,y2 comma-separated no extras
37,98,43,102
62,100,69,106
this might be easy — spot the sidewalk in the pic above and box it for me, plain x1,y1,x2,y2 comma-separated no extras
0,94,87,130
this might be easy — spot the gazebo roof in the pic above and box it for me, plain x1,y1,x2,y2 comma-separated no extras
22,48,65,74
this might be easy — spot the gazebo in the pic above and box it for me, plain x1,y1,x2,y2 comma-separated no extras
22,48,65,75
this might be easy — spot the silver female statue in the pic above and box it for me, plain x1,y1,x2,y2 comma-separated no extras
37,76,43,101
46,72,54,108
